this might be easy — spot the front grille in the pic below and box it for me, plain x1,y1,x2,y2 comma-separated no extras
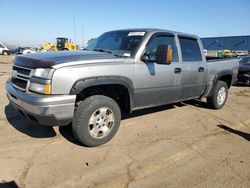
13,66,31,76
238,72,250,77
11,65,32,91
11,78,28,89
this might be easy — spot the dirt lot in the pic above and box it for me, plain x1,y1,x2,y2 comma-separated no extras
0,55,250,188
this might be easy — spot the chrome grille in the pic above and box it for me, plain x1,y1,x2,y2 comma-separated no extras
11,65,32,91
12,66,31,76
11,78,27,89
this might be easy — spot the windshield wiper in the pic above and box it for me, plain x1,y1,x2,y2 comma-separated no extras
93,48,112,54
113,54,126,58
93,48,127,58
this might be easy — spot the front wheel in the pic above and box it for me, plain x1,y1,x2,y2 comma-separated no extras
2,51,8,55
207,81,228,109
72,95,121,147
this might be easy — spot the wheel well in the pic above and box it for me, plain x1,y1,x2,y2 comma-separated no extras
218,75,232,88
76,84,131,113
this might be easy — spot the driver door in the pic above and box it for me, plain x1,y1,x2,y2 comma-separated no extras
133,33,182,109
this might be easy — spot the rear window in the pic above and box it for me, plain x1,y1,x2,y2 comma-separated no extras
179,37,202,61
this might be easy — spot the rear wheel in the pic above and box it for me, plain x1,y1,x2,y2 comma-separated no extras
207,81,228,109
72,95,121,147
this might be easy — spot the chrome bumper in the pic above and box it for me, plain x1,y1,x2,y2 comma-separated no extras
6,80,76,126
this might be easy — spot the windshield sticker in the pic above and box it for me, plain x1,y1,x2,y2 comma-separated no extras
128,32,145,36
123,53,131,57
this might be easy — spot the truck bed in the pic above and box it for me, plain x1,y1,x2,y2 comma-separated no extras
207,58,239,84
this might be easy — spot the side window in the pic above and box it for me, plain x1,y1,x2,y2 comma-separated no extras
179,37,202,61
147,35,178,62
0,44,4,48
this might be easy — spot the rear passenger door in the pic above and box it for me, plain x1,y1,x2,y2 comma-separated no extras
178,36,207,100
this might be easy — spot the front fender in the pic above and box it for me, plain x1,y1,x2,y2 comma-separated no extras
70,76,134,111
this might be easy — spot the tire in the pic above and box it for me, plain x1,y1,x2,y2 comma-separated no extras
72,95,121,147
207,81,228,109
2,51,8,55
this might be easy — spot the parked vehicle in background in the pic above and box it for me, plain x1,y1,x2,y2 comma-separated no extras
236,51,248,57
237,55,250,85
12,47,21,54
22,48,36,54
0,42,11,55
12,47,36,54
6,28,239,147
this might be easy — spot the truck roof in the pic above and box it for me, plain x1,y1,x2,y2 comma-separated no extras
108,28,199,39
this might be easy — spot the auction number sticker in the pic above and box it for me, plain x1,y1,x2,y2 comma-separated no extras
128,32,145,36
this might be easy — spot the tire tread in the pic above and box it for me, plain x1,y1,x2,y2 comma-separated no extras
72,95,121,147
207,81,228,109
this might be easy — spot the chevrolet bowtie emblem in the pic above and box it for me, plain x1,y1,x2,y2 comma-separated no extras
11,70,18,79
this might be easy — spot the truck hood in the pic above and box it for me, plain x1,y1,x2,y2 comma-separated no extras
239,63,250,72
14,51,124,69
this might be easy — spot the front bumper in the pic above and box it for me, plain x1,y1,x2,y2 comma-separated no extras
6,80,76,126
237,74,250,85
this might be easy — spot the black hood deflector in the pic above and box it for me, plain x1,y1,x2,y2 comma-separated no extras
14,51,117,69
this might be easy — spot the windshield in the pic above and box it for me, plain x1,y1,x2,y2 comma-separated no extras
85,31,145,57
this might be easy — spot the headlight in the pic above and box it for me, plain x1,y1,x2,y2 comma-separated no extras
32,68,54,79
12,55,16,63
29,68,54,94
29,82,51,95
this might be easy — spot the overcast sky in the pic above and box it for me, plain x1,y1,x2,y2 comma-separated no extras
1,0,250,47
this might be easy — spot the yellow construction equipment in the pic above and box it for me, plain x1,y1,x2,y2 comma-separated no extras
222,50,237,58
42,37,78,51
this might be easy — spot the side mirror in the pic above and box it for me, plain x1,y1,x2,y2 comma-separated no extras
156,45,172,64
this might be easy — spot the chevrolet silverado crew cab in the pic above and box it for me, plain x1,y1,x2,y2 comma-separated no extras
6,29,239,146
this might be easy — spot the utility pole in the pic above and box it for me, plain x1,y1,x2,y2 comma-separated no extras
82,25,84,48
73,16,77,45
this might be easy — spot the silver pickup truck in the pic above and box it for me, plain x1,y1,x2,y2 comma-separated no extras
6,29,239,146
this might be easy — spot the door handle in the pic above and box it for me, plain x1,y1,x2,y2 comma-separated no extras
174,67,182,74
198,67,204,72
